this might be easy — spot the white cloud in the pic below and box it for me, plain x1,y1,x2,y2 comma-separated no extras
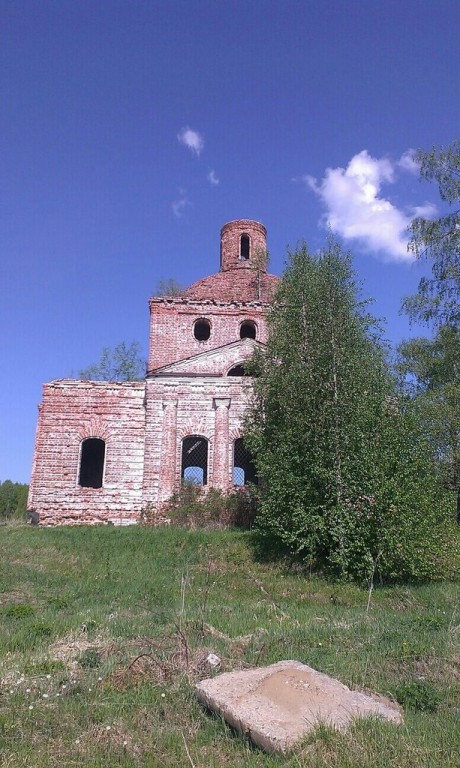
412,202,438,218
305,150,436,262
207,169,219,186
398,149,419,174
171,190,191,218
177,126,204,156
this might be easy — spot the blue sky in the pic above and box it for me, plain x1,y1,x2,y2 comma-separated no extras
2,0,459,483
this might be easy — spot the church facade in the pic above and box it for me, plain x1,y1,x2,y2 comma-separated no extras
28,220,279,525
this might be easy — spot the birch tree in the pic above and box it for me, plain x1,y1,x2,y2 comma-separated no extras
79,341,145,381
403,140,460,326
245,241,451,581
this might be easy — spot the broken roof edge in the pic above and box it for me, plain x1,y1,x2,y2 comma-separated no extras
43,378,146,387
148,294,275,308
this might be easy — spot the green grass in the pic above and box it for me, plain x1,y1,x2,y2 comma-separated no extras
0,524,458,767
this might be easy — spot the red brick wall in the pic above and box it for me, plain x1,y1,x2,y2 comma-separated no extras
28,380,146,525
29,374,254,522
219,219,267,272
148,299,272,371
148,219,279,371
142,375,253,506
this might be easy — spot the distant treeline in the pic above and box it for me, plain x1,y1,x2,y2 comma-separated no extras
0,480,29,519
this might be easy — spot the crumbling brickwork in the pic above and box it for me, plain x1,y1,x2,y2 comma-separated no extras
29,380,145,525
28,219,278,525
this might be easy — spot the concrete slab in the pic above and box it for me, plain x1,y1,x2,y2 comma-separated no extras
196,660,403,754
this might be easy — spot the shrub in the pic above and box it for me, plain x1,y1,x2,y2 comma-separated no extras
3,603,35,619
162,483,258,530
393,679,440,712
0,480,29,520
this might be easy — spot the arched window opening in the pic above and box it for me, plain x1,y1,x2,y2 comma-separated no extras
79,438,105,488
227,364,246,376
240,320,257,340
181,436,208,485
194,318,211,341
233,438,258,486
240,234,250,260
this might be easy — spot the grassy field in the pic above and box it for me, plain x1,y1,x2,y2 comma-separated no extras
0,523,458,767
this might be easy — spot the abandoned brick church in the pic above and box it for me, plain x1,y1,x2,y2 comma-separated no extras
28,220,279,525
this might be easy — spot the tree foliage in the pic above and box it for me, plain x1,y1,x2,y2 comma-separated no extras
79,341,145,381
252,246,270,300
0,480,29,519
245,241,451,581
155,278,186,297
400,141,460,524
403,140,460,326
398,325,460,522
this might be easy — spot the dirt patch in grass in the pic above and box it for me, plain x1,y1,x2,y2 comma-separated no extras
0,589,34,606
106,646,217,690
383,654,460,687
413,655,460,683
103,627,252,693
48,631,117,669
387,591,424,612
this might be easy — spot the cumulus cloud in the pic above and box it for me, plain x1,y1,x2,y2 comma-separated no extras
207,169,219,186
177,126,204,156
305,150,435,262
171,189,191,218
398,149,419,174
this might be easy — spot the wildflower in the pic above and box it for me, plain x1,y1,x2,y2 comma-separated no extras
28,705,33,711
43,693,49,699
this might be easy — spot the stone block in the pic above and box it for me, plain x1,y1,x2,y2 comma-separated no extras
196,660,403,754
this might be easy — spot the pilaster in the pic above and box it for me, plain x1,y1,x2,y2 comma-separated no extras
212,397,231,490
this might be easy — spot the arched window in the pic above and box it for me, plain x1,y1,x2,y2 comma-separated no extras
240,320,257,340
240,234,250,260
79,438,105,488
194,318,211,341
227,364,246,376
233,438,258,486
181,436,208,485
